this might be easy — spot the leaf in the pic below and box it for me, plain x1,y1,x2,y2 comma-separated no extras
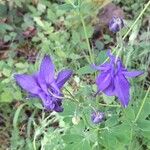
129,20,141,45
137,120,150,139
77,65,95,75
100,130,119,149
63,134,83,143
2,68,11,77
0,91,13,102
111,123,132,144
103,94,115,104
96,50,108,64
137,120,150,132
105,115,119,127
59,4,74,11
122,107,135,122
0,23,13,31
95,41,104,50
34,17,44,28
55,49,66,58
37,3,46,13
63,134,91,150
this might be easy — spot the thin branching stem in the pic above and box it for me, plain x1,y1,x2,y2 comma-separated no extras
80,13,94,64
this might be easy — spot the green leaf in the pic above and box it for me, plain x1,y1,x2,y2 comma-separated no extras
2,68,11,77
0,23,13,31
59,4,74,11
103,94,115,104
95,41,104,50
137,120,150,132
111,123,132,144
105,115,119,127
137,120,150,139
77,65,95,75
34,17,44,28
55,49,66,58
1,91,13,102
37,3,46,13
63,134,83,143
96,50,108,64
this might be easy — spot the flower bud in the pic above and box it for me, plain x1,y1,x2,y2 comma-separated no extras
109,16,124,33
91,111,104,124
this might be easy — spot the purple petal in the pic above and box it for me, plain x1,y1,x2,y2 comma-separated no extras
56,69,72,89
103,81,115,96
15,74,41,95
92,63,110,71
35,73,49,95
96,72,112,92
50,81,60,93
39,55,55,85
123,71,144,78
114,74,130,107
39,93,55,110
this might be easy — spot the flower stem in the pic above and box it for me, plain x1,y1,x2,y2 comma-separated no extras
99,103,121,107
80,13,94,64
33,133,37,150
134,87,150,123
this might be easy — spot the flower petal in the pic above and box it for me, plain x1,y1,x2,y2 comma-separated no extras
56,69,72,89
123,71,144,78
15,74,40,95
39,93,55,110
103,81,115,96
39,55,55,85
114,74,130,107
92,63,110,71
96,72,112,92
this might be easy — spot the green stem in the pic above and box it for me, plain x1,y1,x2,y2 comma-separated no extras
99,103,121,107
13,103,27,131
115,32,123,62
33,133,37,150
97,129,100,149
80,13,94,64
134,87,150,123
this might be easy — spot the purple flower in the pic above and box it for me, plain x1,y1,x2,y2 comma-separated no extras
109,16,124,33
91,111,104,124
93,51,143,107
15,55,72,112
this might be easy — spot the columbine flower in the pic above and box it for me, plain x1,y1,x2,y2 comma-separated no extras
109,16,124,33
93,50,143,107
91,111,104,124
15,55,72,112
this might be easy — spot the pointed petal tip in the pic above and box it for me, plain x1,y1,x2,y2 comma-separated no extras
123,70,144,78
56,69,73,89
39,54,55,84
